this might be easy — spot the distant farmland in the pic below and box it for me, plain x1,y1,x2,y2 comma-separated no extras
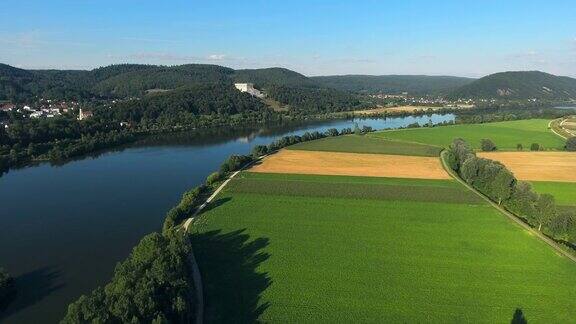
286,135,442,156
372,119,565,150
250,150,450,179
477,151,576,182
190,172,576,323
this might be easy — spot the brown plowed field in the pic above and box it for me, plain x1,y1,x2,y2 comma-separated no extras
249,150,450,179
478,152,576,182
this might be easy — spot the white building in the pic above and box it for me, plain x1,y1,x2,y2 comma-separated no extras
234,83,264,98
78,108,93,120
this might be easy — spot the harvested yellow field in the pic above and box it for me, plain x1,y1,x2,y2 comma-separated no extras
352,105,474,115
353,105,438,115
478,152,576,182
250,150,450,179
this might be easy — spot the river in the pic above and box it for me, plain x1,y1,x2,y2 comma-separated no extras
0,113,454,323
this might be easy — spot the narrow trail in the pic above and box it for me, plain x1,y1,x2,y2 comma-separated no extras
439,150,576,264
183,170,241,231
181,169,241,324
549,118,570,139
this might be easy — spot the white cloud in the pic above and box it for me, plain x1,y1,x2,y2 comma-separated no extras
206,54,227,60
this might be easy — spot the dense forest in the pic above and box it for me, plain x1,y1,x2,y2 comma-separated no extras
311,75,474,95
448,71,576,100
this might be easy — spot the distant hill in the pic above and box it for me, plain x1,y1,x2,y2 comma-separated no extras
0,64,322,101
448,71,576,100
0,63,358,113
233,68,318,89
310,75,474,95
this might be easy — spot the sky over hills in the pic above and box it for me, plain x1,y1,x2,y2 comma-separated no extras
0,0,575,77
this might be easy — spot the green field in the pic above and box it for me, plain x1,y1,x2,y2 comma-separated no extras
531,181,576,208
371,119,565,150
286,134,442,156
190,172,576,323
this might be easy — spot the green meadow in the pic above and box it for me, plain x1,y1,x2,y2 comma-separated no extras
286,134,442,156
531,181,576,208
371,119,565,150
190,172,576,323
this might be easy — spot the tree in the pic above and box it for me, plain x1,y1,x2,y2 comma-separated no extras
326,128,339,137
353,123,362,135
534,194,556,231
0,267,16,310
516,143,523,151
530,143,540,151
505,181,539,221
251,145,268,157
491,168,515,204
511,308,527,324
549,211,575,236
206,171,223,186
481,138,497,151
566,137,576,152
62,232,195,323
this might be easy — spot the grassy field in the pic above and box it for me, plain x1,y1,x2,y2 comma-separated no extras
286,134,442,156
371,119,565,150
531,181,576,207
190,172,576,323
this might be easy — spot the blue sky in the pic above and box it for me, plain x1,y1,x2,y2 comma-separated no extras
1,0,575,77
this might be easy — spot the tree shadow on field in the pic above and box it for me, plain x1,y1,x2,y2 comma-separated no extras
199,197,232,214
511,308,528,324
0,266,64,320
190,229,271,324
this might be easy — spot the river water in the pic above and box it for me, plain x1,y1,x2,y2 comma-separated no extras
0,113,454,323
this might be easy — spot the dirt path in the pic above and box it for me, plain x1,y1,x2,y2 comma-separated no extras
183,170,241,231
549,118,570,139
439,151,576,264
183,170,242,324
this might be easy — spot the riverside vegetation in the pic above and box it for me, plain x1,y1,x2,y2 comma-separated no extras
59,126,369,322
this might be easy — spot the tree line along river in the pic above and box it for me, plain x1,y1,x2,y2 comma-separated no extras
0,113,454,323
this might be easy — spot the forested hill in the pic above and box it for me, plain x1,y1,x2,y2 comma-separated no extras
233,68,318,88
447,71,576,100
0,63,361,113
310,75,475,95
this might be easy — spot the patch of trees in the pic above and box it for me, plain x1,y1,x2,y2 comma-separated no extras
233,68,318,89
310,75,474,95
266,85,361,113
0,123,135,176
0,268,16,311
480,139,497,151
61,232,195,323
446,139,576,243
98,84,269,123
447,71,576,100
162,186,209,234
455,106,571,124
566,137,576,151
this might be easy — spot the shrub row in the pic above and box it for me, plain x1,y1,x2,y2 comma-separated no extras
0,268,16,311
162,185,209,234
446,139,576,243
250,125,374,157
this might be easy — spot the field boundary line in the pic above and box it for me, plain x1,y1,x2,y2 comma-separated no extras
439,150,576,264
549,118,569,140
